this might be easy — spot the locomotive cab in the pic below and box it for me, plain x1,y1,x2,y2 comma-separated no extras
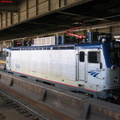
77,44,106,96
77,41,120,100
99,42,120,99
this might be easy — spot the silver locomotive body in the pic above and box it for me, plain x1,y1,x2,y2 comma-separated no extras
6,42,120,99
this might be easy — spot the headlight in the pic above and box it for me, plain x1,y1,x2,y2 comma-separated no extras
114,77,119,83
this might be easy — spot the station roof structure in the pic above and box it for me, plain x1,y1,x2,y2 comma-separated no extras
0,0,120,40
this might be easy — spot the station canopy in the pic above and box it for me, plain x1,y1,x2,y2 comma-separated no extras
0,0,120,40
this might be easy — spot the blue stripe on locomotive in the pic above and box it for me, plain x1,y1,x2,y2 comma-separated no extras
102,43,112,68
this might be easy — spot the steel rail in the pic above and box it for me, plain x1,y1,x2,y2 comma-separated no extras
0,89,50,120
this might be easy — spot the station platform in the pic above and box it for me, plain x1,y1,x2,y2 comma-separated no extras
0,60,6,64
0,56,6,64
0,58,6,69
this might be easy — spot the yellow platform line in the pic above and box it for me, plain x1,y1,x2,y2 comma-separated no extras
0,61,6,64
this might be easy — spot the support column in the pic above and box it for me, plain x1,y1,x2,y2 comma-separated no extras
26,0,29,19
6,12,7,27
10,13,13,25
48,0,51,11
0,14,2,29
36,0,38,15
64,0,67,5
1,13,3,28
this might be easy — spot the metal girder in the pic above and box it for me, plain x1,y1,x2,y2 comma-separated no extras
0,6,18,12
0,0,120,40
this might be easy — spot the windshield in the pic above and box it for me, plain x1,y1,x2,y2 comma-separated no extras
110,49,120,64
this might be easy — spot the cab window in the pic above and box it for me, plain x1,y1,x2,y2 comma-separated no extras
88,52,100,63
79,52,85,62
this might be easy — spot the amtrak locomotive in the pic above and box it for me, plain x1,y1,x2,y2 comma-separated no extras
6,35,120,100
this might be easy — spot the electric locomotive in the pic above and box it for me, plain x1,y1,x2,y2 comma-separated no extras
6,32,120,100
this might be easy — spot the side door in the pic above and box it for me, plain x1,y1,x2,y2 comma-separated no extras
78,51,86,81
87,50,101,82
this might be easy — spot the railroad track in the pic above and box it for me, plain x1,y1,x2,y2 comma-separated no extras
0,89,49,120
0,70,120,120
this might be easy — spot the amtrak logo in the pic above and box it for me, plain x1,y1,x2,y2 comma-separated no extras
88,71,100,77
15,64,20,69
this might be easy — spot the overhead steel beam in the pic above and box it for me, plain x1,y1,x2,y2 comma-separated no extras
0,6,18,12
58,11,83,17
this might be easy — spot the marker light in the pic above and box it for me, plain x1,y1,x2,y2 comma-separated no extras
111,65,117,69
